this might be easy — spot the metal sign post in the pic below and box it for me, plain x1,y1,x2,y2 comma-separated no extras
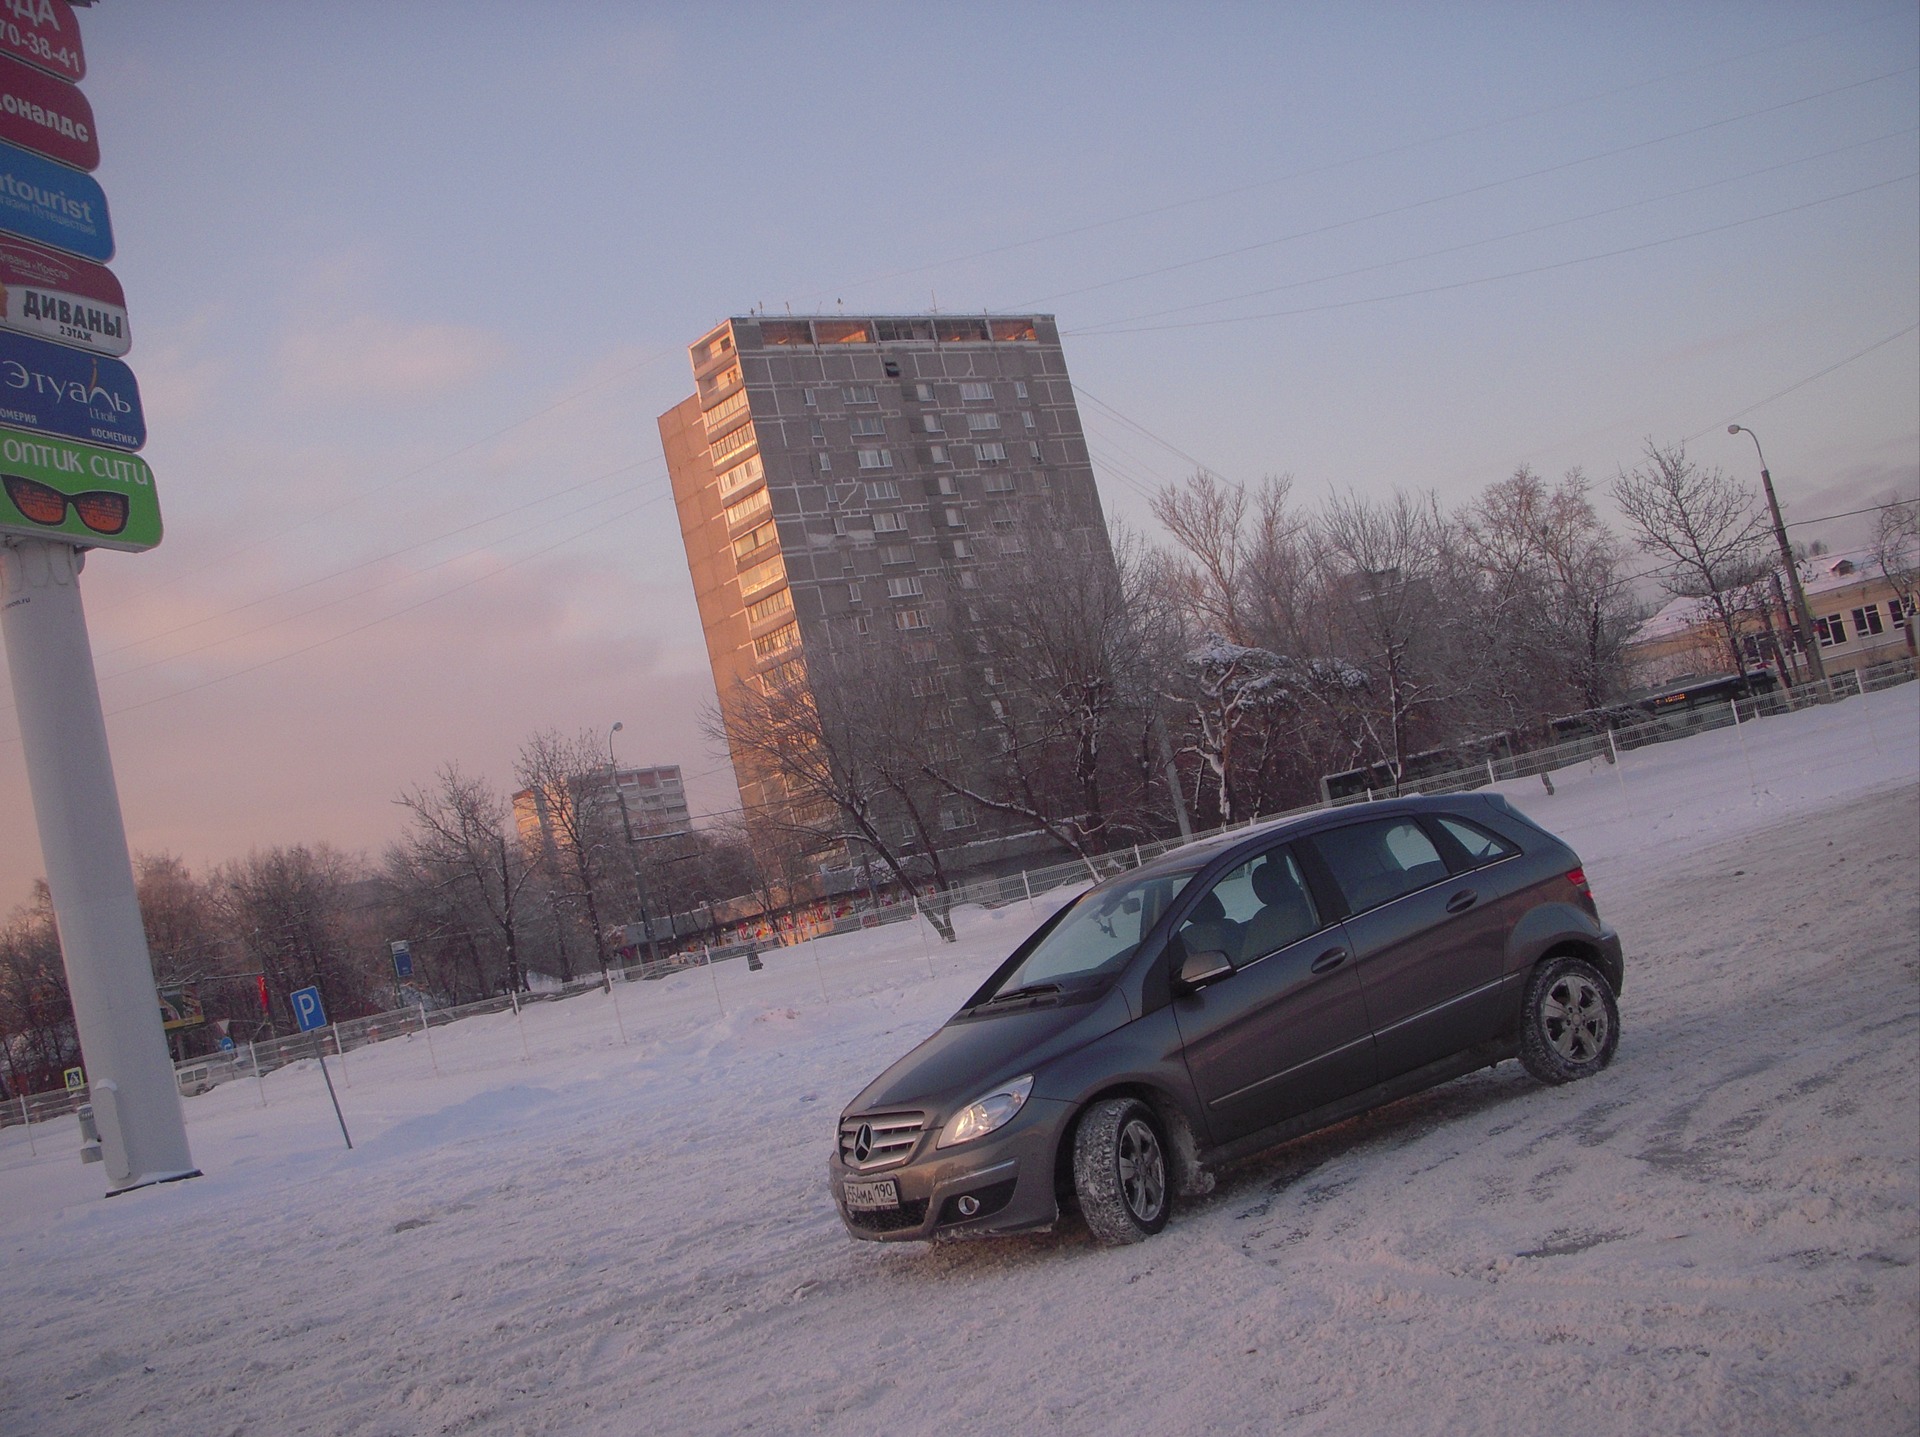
2,538,195,1191
290,985,351,1150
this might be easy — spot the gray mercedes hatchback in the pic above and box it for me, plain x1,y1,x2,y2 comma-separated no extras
830,793,1624,1244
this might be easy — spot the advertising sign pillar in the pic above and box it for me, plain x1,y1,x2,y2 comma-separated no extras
0,537,196,1191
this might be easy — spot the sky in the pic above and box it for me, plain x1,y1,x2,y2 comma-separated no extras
0,1,1915,903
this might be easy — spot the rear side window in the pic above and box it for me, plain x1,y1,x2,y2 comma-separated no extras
1311,819,1449,914
1433,815,1518,866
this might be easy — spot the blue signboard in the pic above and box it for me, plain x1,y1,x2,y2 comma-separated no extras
390,940,413,981
0,138,110,261
0,328,141,449
290,985,328,1033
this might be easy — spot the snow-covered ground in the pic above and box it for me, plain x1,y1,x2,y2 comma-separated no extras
2,686,1916,1437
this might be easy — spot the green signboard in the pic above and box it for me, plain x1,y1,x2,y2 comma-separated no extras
0,423,158,551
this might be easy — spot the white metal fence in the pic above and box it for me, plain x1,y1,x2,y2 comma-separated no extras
4,656,1912,1136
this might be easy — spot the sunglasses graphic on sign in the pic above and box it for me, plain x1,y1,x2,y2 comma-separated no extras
3,472,130,536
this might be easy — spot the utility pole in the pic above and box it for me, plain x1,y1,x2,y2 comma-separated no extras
1729,426,1826,686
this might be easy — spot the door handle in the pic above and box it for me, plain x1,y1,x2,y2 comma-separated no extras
1310,947,1347,973
1445,889,1478,914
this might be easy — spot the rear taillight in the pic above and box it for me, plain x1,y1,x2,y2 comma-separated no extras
1567,868,1594,906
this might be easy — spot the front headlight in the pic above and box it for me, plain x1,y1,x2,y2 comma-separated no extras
937,1074,1034,1149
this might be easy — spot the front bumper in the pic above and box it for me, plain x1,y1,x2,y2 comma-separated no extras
828,1098,1069,1242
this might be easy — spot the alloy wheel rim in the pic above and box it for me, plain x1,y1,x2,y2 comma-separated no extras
1542,973,1609,1063
1117,1117,1166,1221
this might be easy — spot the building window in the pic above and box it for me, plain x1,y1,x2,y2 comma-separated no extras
960,382,993,403
883,360,900,377
847,583,861,602
951,537,972,557
746,587,794,624
894,608,929,630
850,415,886,437
922,414,944,434
803,388,818,407
857,448,893,470
865,479,899,500
1014,381,1029,399
1816,614,1846,647
716,454,764,500
738,553,785,595
817,452,832,472
1890,597,1911,625
990,507,1017,528
906,639,937,661
753,622,801,658
977,442,1007,464
702,388,750,433
910,674,946,698
946,507,965,529
887,576,924,598
843,385,877,404
809,418,825,444
937,474,957,495
998,535,1027,556
723,488,771,527
913,382,935,402
940,801,977,831
959,569,978,589
928,444,950,465
1852,604,1885,637
1022,411,1036,430
983,472,1015,492
709,424,756,464
883,544,913,565
967,412,1001,431
852,615,870,635
733,521,778,562
873,512,906,533
1028,440,1043,462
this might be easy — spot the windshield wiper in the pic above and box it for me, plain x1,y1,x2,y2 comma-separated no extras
977,982,1062,1009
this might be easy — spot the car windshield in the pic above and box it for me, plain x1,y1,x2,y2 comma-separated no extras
982,866,1203,1001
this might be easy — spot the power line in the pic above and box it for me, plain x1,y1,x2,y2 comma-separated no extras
803,5,1909,309
1066,173,1918,335
1685,323,1920,442
1068,128,1917,336
1026,66,1918,314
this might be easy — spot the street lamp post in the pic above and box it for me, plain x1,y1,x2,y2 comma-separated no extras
1729,425,1827,687
607,723,662,966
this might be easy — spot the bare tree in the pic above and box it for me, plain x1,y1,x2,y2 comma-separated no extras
395,765,533,995
1871,497,1920,649
1612,442,1770,686
211,845,381,1027
515,729,625,977
0,883,75,1095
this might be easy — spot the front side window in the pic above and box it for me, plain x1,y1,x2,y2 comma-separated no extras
1174,847,1319,968
1312,819,1448,914
985,867,1203,998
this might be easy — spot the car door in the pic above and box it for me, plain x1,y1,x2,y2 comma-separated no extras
1306,816,1508,1081
1170,843,1375,1146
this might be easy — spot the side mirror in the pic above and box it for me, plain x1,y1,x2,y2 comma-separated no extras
1177,948,1233,990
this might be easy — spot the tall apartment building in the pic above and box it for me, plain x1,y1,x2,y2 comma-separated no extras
512,763,691,852
658,313,1113,864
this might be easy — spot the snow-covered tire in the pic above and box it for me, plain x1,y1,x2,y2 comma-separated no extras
1072,1097,1170,1244
1518,955,1619,1085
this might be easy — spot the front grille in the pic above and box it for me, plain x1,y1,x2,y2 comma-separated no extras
838,1111,926,1171
846,1198,928,1233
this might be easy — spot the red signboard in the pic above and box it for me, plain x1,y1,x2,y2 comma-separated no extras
0,232,125,354
0,52,92,170
0,0,82,83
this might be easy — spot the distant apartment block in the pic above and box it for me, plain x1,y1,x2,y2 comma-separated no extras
512,763,691,852
657,313,1113,847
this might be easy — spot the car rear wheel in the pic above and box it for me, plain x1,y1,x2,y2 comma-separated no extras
1519,955,1620,1084
1072,1097,1170,1243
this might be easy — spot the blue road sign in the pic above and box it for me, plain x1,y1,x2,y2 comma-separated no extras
290,985,328,1033
0,328,142,449
0,138,111,261
390,940,413,981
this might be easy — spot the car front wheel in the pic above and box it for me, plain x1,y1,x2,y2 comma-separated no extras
1072,1097,1171,1243
1519,955,1620,1084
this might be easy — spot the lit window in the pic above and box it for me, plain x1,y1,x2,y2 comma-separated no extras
967,412,1001,431
857,448,893,470
960,382,993,403
843,385,877,404
886,576,924,598
977,442,1007,464
865,480,899,500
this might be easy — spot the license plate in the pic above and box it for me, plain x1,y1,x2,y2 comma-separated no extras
843,1177,900,1212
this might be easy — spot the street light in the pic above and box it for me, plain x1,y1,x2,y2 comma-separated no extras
608,722,662,966
1728,425,1827,686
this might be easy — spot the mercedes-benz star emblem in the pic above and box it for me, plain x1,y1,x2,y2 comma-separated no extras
853,1123,873,1162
